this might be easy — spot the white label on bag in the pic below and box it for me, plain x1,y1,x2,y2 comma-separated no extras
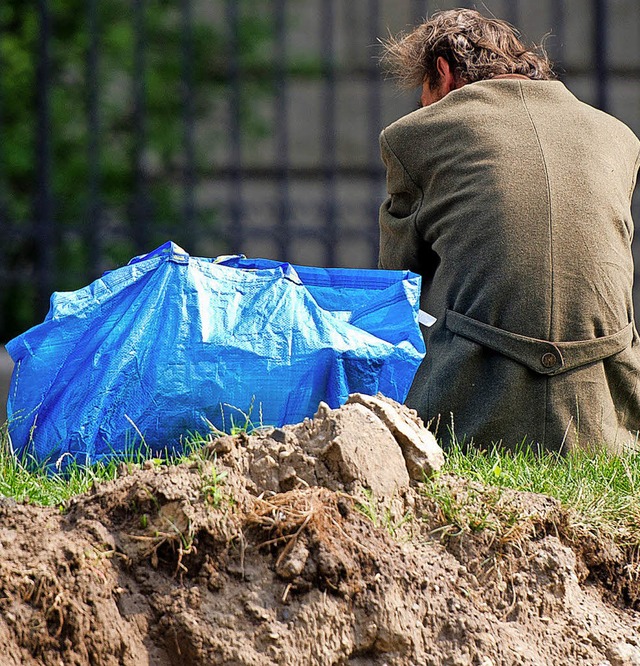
418,310,437,327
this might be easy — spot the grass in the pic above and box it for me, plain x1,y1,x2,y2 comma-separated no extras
0,397,263,508
2,415,640,554
0,427,115,506
202,463,229,509
0,422,211,507
355,488,413,539
426,440,640,548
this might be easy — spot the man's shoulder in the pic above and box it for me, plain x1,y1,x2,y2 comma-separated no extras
382,78,541,136
516,80,640,148
383,79,639,148
381,98,460,144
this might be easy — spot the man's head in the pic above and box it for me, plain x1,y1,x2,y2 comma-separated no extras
381,9,554,104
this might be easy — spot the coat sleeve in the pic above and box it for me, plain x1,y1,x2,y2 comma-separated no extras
378,130,424,272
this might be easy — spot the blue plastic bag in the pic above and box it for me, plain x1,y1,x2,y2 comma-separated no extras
5,242,425,467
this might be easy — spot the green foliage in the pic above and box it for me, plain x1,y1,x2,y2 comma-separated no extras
0,419,217,507
2,0,226,228
0,0,276,340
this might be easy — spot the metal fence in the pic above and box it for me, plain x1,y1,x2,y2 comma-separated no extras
1,0,639,343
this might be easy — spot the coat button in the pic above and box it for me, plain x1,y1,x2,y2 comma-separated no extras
541,352,557,368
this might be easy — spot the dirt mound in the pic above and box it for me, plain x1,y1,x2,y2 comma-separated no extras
0,397,639,665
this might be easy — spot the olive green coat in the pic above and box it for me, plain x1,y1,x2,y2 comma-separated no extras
379,80,640,452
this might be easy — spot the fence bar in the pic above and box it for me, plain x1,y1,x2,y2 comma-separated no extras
593,0,608,111
412,0,429,22
368,0,383,264
210,165,384,179
86,0,101,278
0,10,5,220
35,0,55,318
181,0,196,244
0,11,6,337
321,0,338,266
0,12,6,230
504,0,519,28
274,0,291,260
550,0,566,72
226,0,244,254
131,0,150,253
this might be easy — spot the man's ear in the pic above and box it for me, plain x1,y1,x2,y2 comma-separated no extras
436,56,460,94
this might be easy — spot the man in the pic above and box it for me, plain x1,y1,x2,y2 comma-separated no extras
378,9,640,452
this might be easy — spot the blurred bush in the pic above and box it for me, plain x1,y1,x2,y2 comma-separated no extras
0,0,274,341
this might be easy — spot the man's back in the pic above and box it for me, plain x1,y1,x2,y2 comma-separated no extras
381,79,639,339
379,79,640,450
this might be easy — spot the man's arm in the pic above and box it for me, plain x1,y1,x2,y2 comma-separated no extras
378,130,424,272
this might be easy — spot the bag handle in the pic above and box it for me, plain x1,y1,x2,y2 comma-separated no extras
214,255,301,283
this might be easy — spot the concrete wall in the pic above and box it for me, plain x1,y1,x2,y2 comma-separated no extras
0,349,12,425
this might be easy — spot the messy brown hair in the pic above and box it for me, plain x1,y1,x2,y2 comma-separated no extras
380,8,554,89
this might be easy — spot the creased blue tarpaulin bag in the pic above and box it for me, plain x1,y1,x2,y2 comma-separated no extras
5,242,425,467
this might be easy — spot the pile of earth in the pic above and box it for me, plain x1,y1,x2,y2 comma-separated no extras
0,394,639,665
